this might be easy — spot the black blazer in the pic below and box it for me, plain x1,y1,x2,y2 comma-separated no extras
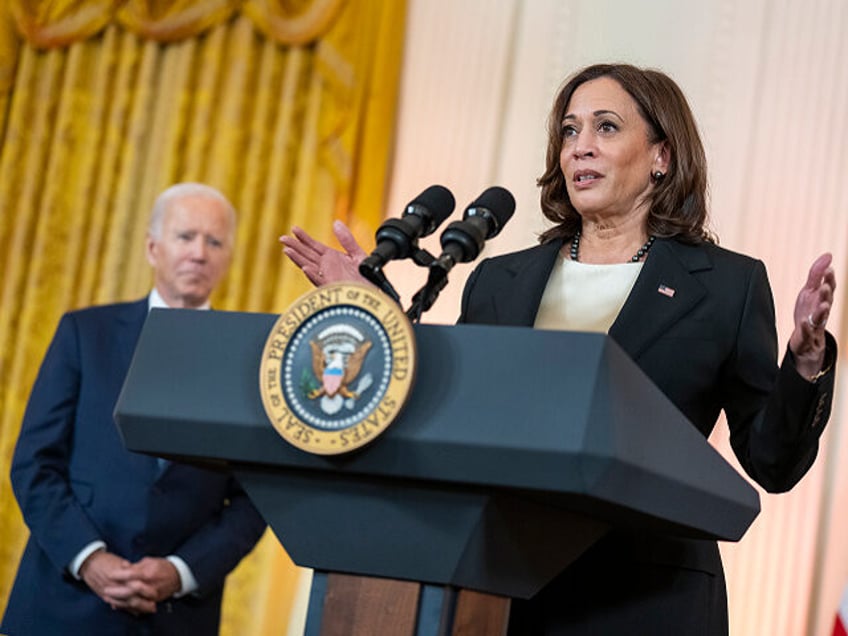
459,237,836,635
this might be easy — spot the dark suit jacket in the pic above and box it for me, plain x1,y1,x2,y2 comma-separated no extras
2,299,267,636
459,238,836,636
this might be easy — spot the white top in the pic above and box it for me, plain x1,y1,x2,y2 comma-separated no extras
534,255,643,333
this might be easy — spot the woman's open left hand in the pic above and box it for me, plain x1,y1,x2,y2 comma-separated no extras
789,253,836,379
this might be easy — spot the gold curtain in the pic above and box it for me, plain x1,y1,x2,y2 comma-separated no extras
0,0,407,633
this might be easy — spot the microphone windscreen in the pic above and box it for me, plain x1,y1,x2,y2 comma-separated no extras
407,185,456,233
465,186,515,237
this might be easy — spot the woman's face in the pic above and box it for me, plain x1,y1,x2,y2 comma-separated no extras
559,77,667,222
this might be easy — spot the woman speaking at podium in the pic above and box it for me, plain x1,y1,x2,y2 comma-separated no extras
280,63,837,636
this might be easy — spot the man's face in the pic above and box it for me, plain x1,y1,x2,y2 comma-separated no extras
146,194,234,308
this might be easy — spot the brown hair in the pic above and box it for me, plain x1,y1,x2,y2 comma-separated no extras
538,63,713,244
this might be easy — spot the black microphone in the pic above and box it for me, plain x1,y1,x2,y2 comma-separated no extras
406,186,515,321
359,185,455,278
433,186,515,273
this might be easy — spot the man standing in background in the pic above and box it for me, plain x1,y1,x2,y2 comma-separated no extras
2,183,266,635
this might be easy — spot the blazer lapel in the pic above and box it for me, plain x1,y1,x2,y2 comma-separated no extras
491,239,564,326
115,299,150,371
610,239,711,360
109,299,162,479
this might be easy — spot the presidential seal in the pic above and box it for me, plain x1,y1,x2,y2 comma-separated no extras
259,282,416,455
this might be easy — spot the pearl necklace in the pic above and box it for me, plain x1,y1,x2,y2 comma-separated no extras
569,231,656,263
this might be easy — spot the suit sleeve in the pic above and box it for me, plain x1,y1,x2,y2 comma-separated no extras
723,260,837,493
170,477,266,596
10,314,105,573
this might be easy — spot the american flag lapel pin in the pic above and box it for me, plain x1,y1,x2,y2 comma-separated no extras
657,284,676,298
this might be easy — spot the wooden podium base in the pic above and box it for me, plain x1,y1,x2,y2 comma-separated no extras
306,573,510,636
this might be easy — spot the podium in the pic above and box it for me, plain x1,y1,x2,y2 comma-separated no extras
114,309,760,635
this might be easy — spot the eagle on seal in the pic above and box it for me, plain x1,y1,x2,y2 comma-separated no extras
308,339,373,400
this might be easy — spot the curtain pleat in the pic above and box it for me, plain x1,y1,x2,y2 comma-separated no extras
183,23,227,182
9,0,117,47
98,36,155,304
243,0,344,46
0,45,74,585
0,1,407,632
75,26,133,306
6,0,354,47
117,0,238,42
0,4,19,136
240,47,305,310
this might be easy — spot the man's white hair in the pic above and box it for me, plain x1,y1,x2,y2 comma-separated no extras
148,183,237,239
